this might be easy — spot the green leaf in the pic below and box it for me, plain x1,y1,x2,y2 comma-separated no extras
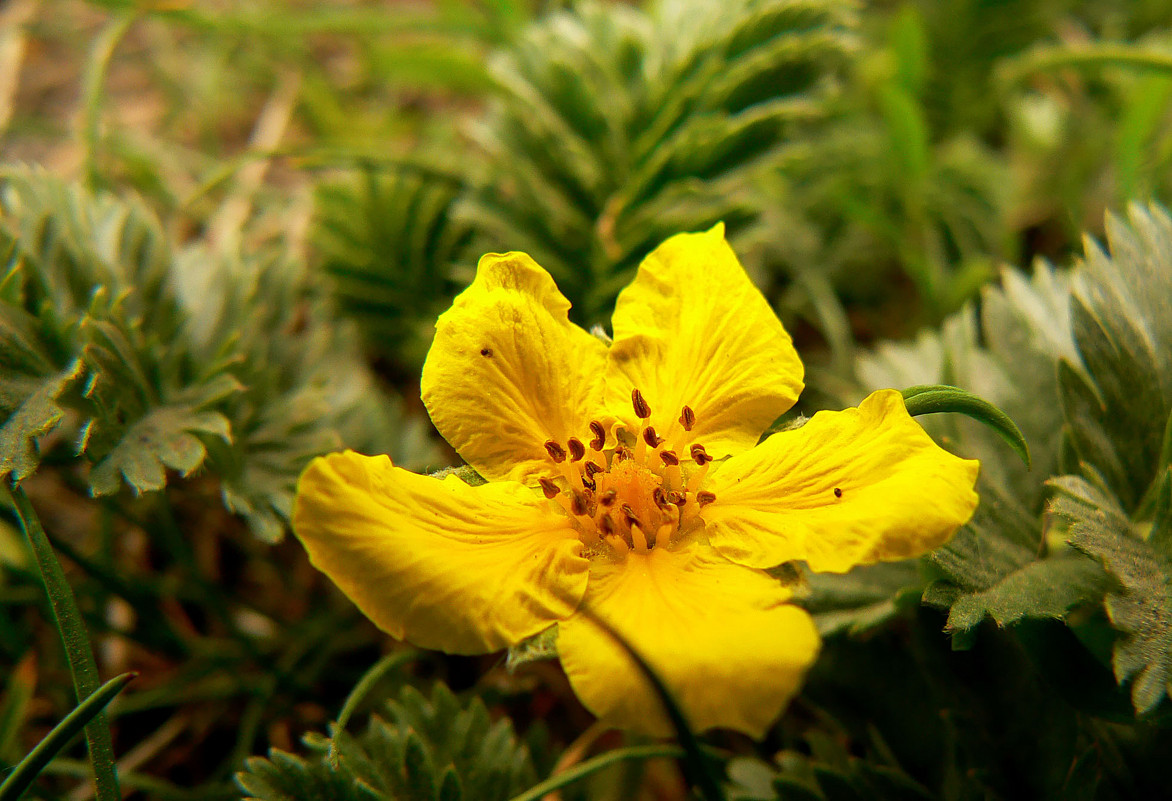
0,360,83,482
902,383,1030,467
803,560,925,637
237,683,537,801
1054,474,1172,713
1061,204,1172,509
505,625,558,672
462,0,854,323
0,672,135,801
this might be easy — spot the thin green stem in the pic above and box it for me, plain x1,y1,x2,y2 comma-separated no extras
506,745,686,801
10,485,122,800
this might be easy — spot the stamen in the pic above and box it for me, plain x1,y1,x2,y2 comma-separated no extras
584,461,604,480
567,437,586,462
605,534,630,559
599,513,616,537
589,420,606,451
630,523,650,554
667,490,686,506
679,405,695,431
643,427,663,448
690,444,711,465
614,444,633,462
659,450,679,466
621,503,640,528
538,478,560,499
598,489,617,507
544,440,567,463
697,491,716,506
632,388,652,419
570,491,589,516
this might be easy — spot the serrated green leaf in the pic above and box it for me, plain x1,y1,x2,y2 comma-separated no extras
86,405,232,496
0,360,83,482
461,0,853,323
902,383,1030,467
1054,475,1172,713
237,683,536,801
927,550,1108,632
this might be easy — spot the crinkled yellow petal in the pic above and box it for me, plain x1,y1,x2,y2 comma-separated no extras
604,224,804,457
557,544,820,738
292,451,590,654
703,389,980,573
422,252,608,484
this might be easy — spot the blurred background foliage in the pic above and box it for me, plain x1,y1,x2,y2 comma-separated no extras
3,0,1172,798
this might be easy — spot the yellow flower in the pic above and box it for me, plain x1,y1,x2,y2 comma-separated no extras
293,225,979,738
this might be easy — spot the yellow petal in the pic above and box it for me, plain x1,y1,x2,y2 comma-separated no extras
557,544,820,737
605,224,804,457
292,451,590,654
421,252,608,484
703,389,980,573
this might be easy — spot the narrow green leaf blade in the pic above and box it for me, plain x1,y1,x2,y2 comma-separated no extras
902,384,1030,467
0,672,135,801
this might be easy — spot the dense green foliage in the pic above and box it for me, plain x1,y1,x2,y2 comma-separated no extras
3,0,1172,798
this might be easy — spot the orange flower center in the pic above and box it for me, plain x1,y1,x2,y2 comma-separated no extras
540,389,716,559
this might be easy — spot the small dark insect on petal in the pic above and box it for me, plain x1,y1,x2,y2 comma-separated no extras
479,347,493,357
833,487,843,498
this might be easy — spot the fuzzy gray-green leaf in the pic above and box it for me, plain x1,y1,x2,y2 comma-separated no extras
1054,474,1172,714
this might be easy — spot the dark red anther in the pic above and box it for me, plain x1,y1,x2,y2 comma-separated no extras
539,478,560,499
690,443,711,465
570,491,589,516
660,450,680,466
679,405,695,431
642,427,663,448
544,440,567,463
589,420,606,451
631,388,651,419
599,489,617,507
567,437,586,462
697,491,716,506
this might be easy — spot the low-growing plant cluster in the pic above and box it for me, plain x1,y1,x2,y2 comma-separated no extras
2,0,1172,799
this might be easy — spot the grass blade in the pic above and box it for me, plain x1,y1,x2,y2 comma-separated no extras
9,484,122,800
506,744,686,801
0,672,136,801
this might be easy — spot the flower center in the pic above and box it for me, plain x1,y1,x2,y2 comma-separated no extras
540,389,716,560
